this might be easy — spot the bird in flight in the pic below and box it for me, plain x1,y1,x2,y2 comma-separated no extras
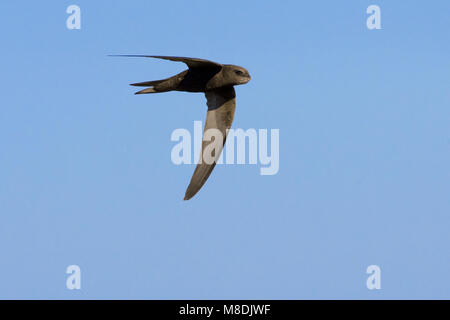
112,55,251,200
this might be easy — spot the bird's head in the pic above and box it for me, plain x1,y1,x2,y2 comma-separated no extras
222,65,251,86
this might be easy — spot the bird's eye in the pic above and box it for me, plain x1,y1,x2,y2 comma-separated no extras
234,70,244,76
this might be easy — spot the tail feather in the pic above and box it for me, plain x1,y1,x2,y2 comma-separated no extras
135,87,157,94
130,79,166,87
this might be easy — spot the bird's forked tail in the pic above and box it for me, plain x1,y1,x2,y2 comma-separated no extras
130,79,166,95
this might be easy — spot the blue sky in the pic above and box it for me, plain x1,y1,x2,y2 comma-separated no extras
0,1,449,299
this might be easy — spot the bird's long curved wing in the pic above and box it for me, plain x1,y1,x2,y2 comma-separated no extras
109,55,222,70
184,87,236,200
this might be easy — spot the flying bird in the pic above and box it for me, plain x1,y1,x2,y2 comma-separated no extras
112,55,251,200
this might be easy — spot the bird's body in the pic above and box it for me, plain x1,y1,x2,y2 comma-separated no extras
113,55,251,200
130,59,250,94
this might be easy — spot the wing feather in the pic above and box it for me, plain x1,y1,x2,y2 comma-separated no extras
109,55,222,70
184,87,236,200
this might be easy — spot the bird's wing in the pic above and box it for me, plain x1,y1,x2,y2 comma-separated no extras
184,86,236,200
109,55,222,70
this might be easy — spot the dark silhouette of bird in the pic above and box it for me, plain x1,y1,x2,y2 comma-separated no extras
112,55,251,200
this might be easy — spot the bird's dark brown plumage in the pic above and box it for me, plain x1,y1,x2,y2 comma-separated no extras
113,55,251,200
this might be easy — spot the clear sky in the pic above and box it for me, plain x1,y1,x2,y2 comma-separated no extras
0,1,449,299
